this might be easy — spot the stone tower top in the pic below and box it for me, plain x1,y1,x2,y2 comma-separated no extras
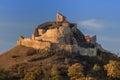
56,13,66,22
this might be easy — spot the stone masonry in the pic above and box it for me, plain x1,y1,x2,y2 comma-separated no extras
17,13,98,56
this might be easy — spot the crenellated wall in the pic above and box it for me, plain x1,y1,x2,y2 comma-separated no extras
17,38,51,49
17,38,97,56
56,44,97,56
73,45,97,56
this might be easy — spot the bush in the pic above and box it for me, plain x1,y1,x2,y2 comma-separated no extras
0,68,7,80
104,60,120,79
23,69,44,80
17,65,26,78
68,63,84,80
50,66,64,80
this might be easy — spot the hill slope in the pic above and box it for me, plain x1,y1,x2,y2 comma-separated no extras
0,13,119,80
0,45,119,80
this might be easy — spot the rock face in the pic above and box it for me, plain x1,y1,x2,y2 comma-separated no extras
17,13,98,56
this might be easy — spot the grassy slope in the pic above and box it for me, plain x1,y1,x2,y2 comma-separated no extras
0,46,36,69
0,46,68,70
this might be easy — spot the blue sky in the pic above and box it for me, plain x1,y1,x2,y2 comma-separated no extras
0,0,120,54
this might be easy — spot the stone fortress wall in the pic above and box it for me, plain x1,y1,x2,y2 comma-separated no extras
17,13,98,56
17,37,51,49
17,37,97,56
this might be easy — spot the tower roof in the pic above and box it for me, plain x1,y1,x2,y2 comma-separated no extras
85,35,91,40
57,12,66,18
63,20,69,23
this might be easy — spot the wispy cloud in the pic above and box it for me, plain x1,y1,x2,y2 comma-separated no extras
97,36,120,54
98,36,120,42
77,19,104,30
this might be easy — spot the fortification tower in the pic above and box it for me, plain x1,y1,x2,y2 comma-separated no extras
56,13,66,22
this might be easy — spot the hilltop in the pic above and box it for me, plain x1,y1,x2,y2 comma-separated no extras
0,13,119,80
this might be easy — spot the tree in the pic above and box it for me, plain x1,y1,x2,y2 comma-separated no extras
0,68,7,80
92,64,101,71
68,63,84,80
50,66,64,80
104,60,120,79
89,64,105,79
17,65,26,78
76,77,96,80
23,69,44,80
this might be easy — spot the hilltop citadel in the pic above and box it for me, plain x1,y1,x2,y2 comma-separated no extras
17,13,104,56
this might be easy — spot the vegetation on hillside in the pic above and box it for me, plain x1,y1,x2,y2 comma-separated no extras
0,46,120,80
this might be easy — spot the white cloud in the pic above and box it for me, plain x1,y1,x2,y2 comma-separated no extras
77,19,104,30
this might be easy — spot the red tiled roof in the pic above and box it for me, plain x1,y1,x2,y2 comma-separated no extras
63,20,69,23
85,35,91,39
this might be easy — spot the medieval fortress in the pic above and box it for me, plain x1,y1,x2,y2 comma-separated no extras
17,13,104,56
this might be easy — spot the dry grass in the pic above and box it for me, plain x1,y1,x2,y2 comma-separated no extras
0,46,36,69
